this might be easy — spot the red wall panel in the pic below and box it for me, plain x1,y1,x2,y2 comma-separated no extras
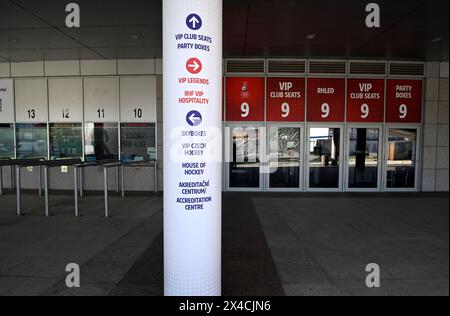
267,78,305,122
307,78,345,122
225,77,265,122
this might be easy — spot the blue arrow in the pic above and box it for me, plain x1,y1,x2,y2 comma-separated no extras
186,111,203,127
186,14,202,30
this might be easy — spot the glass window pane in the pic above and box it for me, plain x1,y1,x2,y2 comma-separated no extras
269,127,301,188
309,127,341,188
0,124,14,158
120,123,156,162
49,123,82,160
84,123,119,161
386,129,417,189
16,123,48,159
230,127,260,188
348,128,379,189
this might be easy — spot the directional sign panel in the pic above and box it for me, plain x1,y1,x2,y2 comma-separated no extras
347,79,385,123
120,76,157,123
225,77,265,122
164,0,222,296
386,79,422,123
49,78,83,122
0,79,14,123
267,78,305,122
15,78,48,123
307,78,345,122
84,77,120,122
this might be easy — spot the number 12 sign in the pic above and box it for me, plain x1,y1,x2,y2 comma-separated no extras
225,77,265,122
386,79,422,123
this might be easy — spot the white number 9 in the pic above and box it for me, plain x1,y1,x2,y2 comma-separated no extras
361,103,370,119
281,102,290,118
241,102,250,118
321,103,330,118
399,104,408,119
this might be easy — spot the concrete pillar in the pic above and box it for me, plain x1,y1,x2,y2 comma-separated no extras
163,0,223,296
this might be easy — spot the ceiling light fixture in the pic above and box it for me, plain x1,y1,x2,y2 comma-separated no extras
432,37,442,43
131,34,140,40
306,34,316,40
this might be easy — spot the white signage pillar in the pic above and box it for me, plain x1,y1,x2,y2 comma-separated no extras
163,0,222,296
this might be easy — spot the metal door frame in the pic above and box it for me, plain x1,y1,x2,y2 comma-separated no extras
344,124,384,192
265,123,305,192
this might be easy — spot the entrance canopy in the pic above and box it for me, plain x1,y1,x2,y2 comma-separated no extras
0,0,448,62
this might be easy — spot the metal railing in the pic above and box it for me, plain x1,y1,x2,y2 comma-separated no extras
2,158,159,219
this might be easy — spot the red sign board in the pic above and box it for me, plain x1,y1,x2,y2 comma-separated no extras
347,79,385,123
225,77,265,121
267,78,305,122
386,79,422,123
307,78,345,122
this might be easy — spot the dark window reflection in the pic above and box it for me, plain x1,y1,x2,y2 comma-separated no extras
120,123,156,162
230,127,260,188
309,127,341,188
269,127,301,188
386,129,417,188
84,123,118,161
49,123,82,160
16,123,48,159
348,128,379,189
0,123,14,158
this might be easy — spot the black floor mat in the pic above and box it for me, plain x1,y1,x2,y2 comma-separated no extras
109,193,284,296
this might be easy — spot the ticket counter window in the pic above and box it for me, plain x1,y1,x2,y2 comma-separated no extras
49,123,83,160
386,129,417,189
348,128,380,189
120,123,156,162
0,124,14,158
269,127,301,189
16,123,48,159
309,127,341,189
230,127,261,188
84,123,119,161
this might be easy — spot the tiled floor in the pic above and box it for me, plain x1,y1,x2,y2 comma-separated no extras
0,191,448,296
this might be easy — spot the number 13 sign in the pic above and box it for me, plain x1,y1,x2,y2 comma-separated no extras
386,79,422,123
225,77,265,122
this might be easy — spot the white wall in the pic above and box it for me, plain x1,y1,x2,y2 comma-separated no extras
422,62,449,192
0,59,163,192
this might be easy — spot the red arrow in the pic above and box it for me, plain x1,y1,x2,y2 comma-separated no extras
186,58,202,74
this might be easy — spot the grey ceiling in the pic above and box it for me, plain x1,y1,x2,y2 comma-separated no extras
0,0,448,62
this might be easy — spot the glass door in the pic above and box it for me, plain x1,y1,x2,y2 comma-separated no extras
345,126,382,191
384,126,420,191
227,125,264,191
267,125,303,191
307,125,343,191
